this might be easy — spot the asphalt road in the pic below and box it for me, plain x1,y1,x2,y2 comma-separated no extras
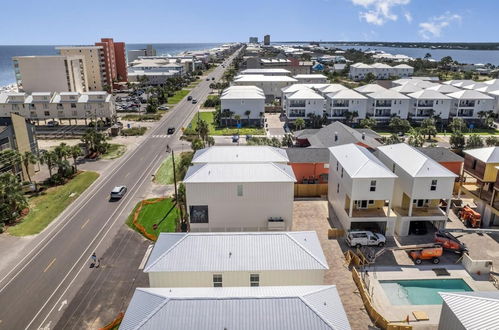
0,47,242,330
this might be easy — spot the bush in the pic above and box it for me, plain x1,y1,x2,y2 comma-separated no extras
203,96,220,108
122,127,147,136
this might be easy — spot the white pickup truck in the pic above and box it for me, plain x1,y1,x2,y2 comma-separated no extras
346,230,386,248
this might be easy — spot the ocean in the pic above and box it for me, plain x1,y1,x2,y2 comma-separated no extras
0,43,223,87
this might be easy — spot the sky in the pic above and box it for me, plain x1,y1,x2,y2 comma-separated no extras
1,0,498,44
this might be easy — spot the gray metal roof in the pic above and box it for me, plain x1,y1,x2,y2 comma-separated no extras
192,146,289,164
440,291,499,330
120,286,351,330
416,147,464,163
286,148,330,163
144,232,328,273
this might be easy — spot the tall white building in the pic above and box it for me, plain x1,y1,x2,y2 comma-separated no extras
13,56,88,93
366,89,410,120
220,86,265,124
284,88,325,119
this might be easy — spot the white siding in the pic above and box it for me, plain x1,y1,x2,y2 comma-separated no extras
220,98,264,119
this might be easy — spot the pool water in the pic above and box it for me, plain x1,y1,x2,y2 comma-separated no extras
380,279,473,305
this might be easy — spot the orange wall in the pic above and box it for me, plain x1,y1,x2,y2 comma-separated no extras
439,161,463,177
290,163,329,183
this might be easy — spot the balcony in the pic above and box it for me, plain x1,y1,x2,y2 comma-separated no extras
459,101,475,107
394,206,445,217
347,206,391,218
375,101,392,107
332,101,349,107
289,109,306,118
374,109,392,117
417,101,434,107
289,101,306,108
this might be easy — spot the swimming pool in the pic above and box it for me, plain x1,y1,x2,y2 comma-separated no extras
380,279,473,305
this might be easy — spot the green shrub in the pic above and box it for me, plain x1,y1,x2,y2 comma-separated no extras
122,127,147,136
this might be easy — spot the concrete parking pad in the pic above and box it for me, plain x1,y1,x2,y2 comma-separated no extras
292,200,372,329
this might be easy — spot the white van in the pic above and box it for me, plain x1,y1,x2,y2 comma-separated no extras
346,231,386,248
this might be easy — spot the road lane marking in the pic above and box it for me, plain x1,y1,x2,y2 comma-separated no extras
80,219,90,229
43,258,56,273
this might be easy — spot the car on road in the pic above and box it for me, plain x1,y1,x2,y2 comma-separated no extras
167,127,175,135
158,105,169,110
47,120,59,127
232,134,239,143
110,186,127,200
211,77,215,80
187,96,192,101
206,78,210,81
409,221,428,235
192,99,197,104
346,230,386,248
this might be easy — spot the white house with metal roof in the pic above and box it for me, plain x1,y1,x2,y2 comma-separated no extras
293,74,328,84
376,143,457,236
447,90,496,119
349,63,413,81
184,148,296,231
284,87,325,119
144,232,328,287
120,285,351,330
220,86,265,123
354,83,387,95
233,74,297,102
240,68,291,76
393,64,414,78
325,89,368,120
328,144,397,235
390,83,422,94
426,84,463,94
438,291,499,330
407,89,452,120
192,146,289,164
366,89,411,120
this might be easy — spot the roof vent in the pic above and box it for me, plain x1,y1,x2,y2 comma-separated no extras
334,132,338,142
362,132,366,140
229,252,232,258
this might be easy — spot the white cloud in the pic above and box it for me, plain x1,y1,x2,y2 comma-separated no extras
404,12,412,23
419,12,462,39
351,0,411,25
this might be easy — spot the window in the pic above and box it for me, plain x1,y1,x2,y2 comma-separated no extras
44,111,50,116
189,205,209,223
250,274,259,287
337,184,339,193
471,159,477,170
413,199,429,207
336,161,339,171
213,274,222,287
237,184,243,197
341,168,343,178
71,103,76,108
431,179,437,191
392,163,396,173
370,180,376,192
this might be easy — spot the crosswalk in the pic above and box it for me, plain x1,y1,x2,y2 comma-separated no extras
151,134,170,138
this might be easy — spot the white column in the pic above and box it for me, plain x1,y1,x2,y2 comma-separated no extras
387,200,392,217
408,200,414,217
445,198,451,216
349,199,354,217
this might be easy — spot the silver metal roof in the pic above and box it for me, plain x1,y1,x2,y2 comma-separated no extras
120,286,351,330
144,231,328,273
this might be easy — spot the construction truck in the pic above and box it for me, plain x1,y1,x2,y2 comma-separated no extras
370,243,443,265
457,206,481,228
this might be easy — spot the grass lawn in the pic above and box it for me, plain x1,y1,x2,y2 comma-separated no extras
168,89,190,105
187,111,265,136
9,171,99,236
121,113,162,121
126,198,178,238
102,144,127,159
154,155,174,184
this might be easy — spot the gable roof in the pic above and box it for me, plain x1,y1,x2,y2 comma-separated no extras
295,121,382,149
288,88,325,100
326,89,367,100
426,84,462,94
354,84,387,94
286,148,330,163
367,89,410,100
184,162,296,183
407,89,451,100
329,144,397,179
293,74,327,79
317,84,349,94
192,146,289,164
390,84,422,94
377,143,457,178
144,231,328,273
234,74,298,83
447,89,494,100
463,147,499,163
440,291,499,330
221,86,265,100
120,285,351,330
416,147,464,163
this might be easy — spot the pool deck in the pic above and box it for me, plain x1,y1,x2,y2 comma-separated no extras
364,265,496,329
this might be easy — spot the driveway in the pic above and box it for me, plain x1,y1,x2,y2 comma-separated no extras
264,113,286,137
292,200,372,329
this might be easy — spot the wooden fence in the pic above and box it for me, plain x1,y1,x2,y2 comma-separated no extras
351,267,412,330
294,183,328,197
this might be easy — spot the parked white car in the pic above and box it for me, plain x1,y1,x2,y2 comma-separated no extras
346,230,386,248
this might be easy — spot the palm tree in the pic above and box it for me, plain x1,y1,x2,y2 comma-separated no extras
39,150,57,177
294,118,305,131
54,143,70,161
206,136,215,147
0,149,21,176
244,110,251,126
0,172,28,225
407,128,425,147
69,145,83,172
196,119,210,143
21,151,37,183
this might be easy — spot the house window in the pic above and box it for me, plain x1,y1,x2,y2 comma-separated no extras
413,199,429,207
392,163,396,173
370,180,376,192
213,274,222,287
368,200,375,205
336,161,339,171
237,184,243,196
189,205,209,223
71,103,76,108
341,168,343,178
337,184,339,193
44,111,50,116
431,179,437,191
250,274,260,287
471,159,477,170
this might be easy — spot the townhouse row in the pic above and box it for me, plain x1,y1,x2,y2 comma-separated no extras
0,91,115,122
349,62,414,81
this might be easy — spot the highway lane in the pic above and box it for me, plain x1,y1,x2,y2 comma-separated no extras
0,47,242,329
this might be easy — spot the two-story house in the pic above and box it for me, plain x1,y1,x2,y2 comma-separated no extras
376,143,457,236
284,88,325,119
366,89,411,120
220,86,265,125
328,144,397,235
407,90,452,120
447,90,495,119
325,89,368,120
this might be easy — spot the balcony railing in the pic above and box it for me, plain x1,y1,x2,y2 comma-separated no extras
289,101,306,107
375,101,392,107
417,101,434,107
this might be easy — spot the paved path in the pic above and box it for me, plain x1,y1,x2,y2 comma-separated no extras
0,48,242,330
292,200,372,329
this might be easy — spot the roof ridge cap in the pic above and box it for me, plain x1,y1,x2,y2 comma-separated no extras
286,233,329,269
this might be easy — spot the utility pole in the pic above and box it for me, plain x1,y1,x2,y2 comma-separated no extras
167,145,184,222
